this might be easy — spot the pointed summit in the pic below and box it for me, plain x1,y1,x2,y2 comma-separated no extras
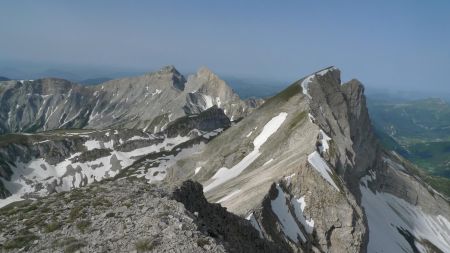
158,65,180,74
196,66,221,81
154,65,185,90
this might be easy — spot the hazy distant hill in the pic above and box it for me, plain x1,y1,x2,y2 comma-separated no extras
0,76,9,81
223,77,284,99
79,77,112,86
368,97,450,180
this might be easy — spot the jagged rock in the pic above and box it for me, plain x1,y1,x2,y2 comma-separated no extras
0,178,225,252
173,180,289,253
166,66,449,252
0,66,449,253
0,66,260,134
0,108,230,205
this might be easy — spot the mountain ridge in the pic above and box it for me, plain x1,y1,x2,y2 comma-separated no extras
0,66,449,252
0,66,261,134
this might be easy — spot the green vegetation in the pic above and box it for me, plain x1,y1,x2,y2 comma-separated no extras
91,197,112,208
3,230,39,250
262,81,301,107
0,134,31,147
0,200,33,215
105,212,116,218
135,238,160,252
23,203,39,213
23,214,46,228
368,97,450,197
369,98,450,144
53,237,86,253
423,176,450,198
288,111,307,130
44,221,62,233
407,141,450,178
68,203,88,222
76,220,92,233
196,238,210,248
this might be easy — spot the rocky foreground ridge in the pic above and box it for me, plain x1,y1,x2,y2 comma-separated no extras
0,66,449,252
0,178,286,253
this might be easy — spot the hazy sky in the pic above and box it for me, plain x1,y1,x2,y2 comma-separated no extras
1,1,450,95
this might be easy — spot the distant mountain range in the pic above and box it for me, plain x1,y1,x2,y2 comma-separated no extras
0,66,449,252
78,77,112,86
0,66,261,134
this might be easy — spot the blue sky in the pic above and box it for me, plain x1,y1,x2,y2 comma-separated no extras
1,1,450,96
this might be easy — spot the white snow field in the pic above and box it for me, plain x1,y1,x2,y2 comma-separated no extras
246,212,264,238
300,67,337,99
291,196,314,234
271,184,306,243
0,135,190,208
307,151,339,191
360,171,450,253
203,112,288,192
318,129,331,154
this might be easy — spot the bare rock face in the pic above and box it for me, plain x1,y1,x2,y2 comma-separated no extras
0,66,449,253
173,180,289,253
169,67,450,252
184,67,263,121
0,66,260,134
0,107,230,205
167,67,368,252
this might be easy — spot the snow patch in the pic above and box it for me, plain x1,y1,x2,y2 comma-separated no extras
204,112,288,192
246,213,263,238
292,197,314,234
300,75,314,99
300,67,337,99
360,174,450,253
151,89,162,96
134,141,204,184
0,135,192,207
216,189,241,203
308,113,315,123
263,158,274,166
271,184,306,243
194,167,202,175
202,128,223,139
216,97,221,108
84,140,101,151
316,67,337,76
318,129,332,154
128,136,150,141
307,151,339,191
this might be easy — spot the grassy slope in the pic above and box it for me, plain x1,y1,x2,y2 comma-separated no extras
368,98,450,176
368,97,450,197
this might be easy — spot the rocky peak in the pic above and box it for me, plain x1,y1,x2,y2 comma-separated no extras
153,65,186,90
157,65,178,74
196,67,221,81
186,67,236,98
303,67,378,182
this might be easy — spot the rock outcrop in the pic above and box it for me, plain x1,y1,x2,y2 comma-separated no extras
168,67,450,252
0,66,259,134
0,66,449,253
0,177,283,252
0,107,230,206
